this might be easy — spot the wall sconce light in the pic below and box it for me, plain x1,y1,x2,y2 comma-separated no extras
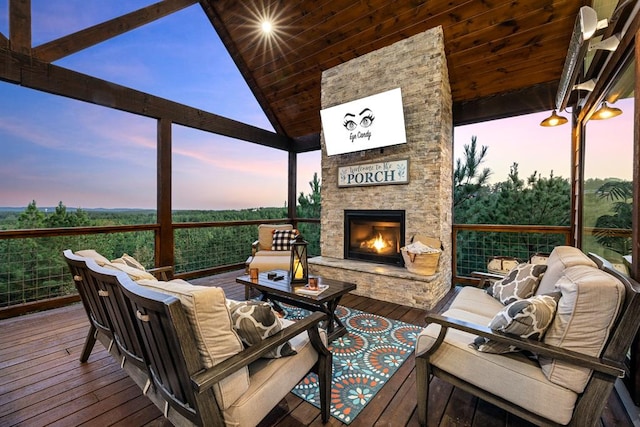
540,110,568,127
573,79,596,92
590,102,622,120
588,34,621,52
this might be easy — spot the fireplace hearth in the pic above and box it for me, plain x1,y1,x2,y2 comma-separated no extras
344,210,405,266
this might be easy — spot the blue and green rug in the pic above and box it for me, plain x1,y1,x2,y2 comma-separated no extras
282,305,422,424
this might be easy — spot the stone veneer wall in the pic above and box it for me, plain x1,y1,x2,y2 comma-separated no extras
313,27,452,309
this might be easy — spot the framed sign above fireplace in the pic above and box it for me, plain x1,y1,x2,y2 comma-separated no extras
338,159,408,187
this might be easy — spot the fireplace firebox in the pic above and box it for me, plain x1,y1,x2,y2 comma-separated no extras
344,210,405,266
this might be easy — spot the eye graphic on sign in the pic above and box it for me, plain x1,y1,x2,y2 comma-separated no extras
343,108,375,131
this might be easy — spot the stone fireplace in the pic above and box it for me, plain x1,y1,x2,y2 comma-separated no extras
308,27,453,309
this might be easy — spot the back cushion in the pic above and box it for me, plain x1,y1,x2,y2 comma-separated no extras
75,249,110,266
137,279,249,410
539,265,625,393
258,224,293,251
535,246,596,295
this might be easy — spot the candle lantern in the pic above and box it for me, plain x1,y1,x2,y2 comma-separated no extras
289,234,309,284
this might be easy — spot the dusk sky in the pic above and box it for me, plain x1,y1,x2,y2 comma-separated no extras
0,2,633,210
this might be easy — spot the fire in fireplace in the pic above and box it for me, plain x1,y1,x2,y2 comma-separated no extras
344,210,405,266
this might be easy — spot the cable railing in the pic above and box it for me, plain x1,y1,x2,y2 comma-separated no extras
452,224,572,285
0,219,321,317
7,221,627,317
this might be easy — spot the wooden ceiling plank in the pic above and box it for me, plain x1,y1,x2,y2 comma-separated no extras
0,47,292,150
9,0,31,55
212,0,341,51
250,0,482,82
259,13,573,104
232,0,411,70
251,0,560,86
32,0,198,63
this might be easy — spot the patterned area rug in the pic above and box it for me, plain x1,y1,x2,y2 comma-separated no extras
282,305,422,424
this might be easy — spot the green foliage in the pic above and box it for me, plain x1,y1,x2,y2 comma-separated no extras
453,136,491,211
0,181,323,306
453,139,571,277
296,172,322,256
593,180,632,256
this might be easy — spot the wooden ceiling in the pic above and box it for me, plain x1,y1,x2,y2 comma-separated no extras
201,0,587,145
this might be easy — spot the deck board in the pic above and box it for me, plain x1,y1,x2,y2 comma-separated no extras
0,270,633,426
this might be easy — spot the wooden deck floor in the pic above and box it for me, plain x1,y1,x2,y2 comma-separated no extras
0,270,634,427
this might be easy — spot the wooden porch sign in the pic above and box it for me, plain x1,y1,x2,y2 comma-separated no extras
338,159,409,187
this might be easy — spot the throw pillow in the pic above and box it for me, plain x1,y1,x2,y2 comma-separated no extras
271,229,298,251
470,292,561,354
486,263,548,305
227,300,297,358
111,253,146,270
75,249,110,266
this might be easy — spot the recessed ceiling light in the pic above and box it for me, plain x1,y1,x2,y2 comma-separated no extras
261,21,273,33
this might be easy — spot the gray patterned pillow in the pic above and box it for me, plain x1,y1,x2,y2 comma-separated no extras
227,300,297,358
486,263,547,305
471,292,561,354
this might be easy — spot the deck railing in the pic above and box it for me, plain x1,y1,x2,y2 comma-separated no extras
0,221,585,317
0,219,321,318
452,224,572,285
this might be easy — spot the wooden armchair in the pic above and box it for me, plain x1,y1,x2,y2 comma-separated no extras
72,252,332,426
416,249,640,426
64,249,114,363
64,249,174,363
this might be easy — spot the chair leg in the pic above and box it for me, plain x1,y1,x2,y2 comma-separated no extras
318,351,332,423
416,355,430,427
79,324,97,362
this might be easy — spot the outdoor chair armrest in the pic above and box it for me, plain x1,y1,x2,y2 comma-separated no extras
147,265,174,281
470,271,505,288
191,311,328,393
251,240,260,256
417,313,625,378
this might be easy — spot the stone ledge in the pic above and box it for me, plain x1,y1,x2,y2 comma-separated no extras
308,256,449,310
308,256,440,282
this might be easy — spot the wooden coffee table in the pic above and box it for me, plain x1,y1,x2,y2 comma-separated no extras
236,270,357,341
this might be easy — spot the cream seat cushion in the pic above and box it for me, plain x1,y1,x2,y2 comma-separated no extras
417,308,578,425
136,279,249,410
223,318,326,427
448,286,504,318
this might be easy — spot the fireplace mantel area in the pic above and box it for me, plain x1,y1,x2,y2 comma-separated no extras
309,27,453,310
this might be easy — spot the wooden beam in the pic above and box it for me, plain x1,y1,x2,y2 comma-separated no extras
157,118,174,271
288,151,297,221
32,0,198,63
0,47,292,150
452,81,556,126
293,133,321,153
0,32,9,49
9,0,31,55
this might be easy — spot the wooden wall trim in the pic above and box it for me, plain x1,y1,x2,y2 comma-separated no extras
32,0,198,63
0,48,293,151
